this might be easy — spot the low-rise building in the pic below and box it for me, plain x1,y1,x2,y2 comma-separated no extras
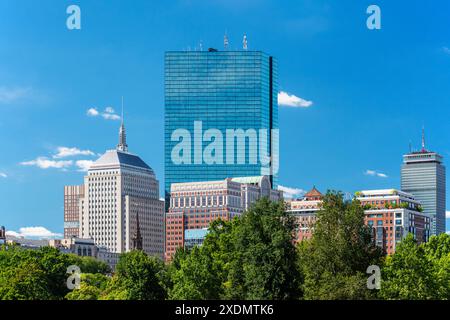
49,237,119,270
165,175,283,260
356,189,432,254
286,187,323,242
5,236,49,249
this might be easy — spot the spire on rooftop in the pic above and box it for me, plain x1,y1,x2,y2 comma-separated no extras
421,125,426,152
117,96,128,153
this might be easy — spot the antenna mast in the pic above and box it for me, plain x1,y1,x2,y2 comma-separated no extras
421,125,426,152
224,31,229,50
243,34,248,50
121,96,124,123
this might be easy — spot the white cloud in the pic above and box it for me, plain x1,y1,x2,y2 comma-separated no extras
278,91,313,108
20,157,73,169
0,172,7,178
87,108,100,116
5,230,21,238
0,86,32,104
365,169,388,178
104,107,115,114
87,106,121,121
446,211,450,219
102,113,121,121
278,185,306,199
6,226,62,239
75,160,94,172
53,147,95,159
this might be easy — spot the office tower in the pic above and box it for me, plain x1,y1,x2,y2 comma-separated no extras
80,119,165,259
164,49,279,201
401,130,446,235
286,187,323,242
357,189,431,254
165,175,283,260
63,185,84,238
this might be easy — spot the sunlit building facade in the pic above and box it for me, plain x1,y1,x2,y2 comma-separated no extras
286,187,323,242
79,120,165,259
64,185,84,238
357,189,431,254
401,141,446,235
164,50,279,203
165,175,282,260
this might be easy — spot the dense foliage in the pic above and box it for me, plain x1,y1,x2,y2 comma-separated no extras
1,193,450,300
0,246,110,300
297,191,383,299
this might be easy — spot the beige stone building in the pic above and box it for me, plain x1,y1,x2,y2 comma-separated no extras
78,119,165,259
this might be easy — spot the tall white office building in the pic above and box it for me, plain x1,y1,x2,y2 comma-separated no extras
80,118,165,259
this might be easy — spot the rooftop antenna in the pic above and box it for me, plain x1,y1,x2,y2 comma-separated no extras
121,96,124,123
199,40,203,51
421,125,426,152
243,34,248,50
409,140,412,153
224,31,229,50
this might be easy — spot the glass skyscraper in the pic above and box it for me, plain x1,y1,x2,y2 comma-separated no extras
164,50,279,200
401,143,446,235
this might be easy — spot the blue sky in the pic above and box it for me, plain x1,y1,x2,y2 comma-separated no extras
1,0,449,237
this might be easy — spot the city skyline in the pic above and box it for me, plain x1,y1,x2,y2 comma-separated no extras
1,0,450,237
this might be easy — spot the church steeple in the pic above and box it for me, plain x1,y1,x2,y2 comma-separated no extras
132,213,143,251
117,97,128,153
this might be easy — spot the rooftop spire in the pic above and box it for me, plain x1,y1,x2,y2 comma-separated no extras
224,31,229,50
421,125,426,152
117,96,128,153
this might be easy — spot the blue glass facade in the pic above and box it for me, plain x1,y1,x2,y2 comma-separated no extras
164,50,279,199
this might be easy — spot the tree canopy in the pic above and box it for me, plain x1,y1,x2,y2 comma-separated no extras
2,195,450,301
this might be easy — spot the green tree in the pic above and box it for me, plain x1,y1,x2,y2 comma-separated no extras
298,191,383,300
0,245,111,300
102,250,167,300
169,220,232,300
224,198,300,299
170,198,301,300
65,273,109,300
0,261,52,300
380,234,438,299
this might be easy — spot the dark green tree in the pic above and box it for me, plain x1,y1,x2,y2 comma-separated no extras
224,198,300,299
102,250,167,300
169,220,232,300
297,191,383,300
170,198,301,300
